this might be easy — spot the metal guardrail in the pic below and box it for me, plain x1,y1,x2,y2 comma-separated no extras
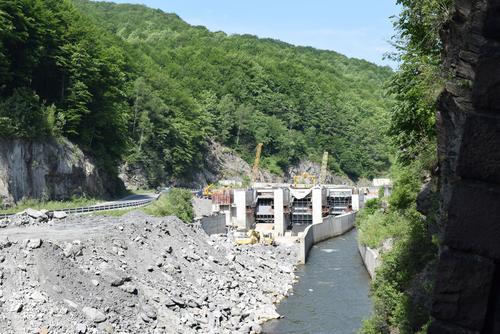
0,197,156,220
0,187,203,220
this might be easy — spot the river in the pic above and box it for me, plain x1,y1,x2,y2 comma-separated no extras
263,229,372,334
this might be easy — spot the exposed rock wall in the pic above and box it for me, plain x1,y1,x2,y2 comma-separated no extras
185,140,281,187
118,162,149,190
0,138,114,205
430,1,500,332
285,160,353,185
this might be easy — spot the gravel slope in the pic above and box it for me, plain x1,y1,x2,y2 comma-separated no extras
0,212,297,334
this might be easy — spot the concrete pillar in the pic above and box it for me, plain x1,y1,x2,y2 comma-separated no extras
233,190,248,230
233,190,255,230
312,187,323,225
352,194,360,211
273,189,286,236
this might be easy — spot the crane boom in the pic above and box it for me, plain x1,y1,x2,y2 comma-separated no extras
319,151,329,184
252,143,263,183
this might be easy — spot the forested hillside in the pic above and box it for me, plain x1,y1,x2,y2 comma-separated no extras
0,0,394,188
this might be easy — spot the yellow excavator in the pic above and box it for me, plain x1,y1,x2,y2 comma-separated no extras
235,229,274,246
202,184,215,199
235,230,260,245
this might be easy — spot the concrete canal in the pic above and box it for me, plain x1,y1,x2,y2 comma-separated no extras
263,229,372,334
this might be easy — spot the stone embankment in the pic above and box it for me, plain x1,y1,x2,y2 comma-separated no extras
0,211,297,334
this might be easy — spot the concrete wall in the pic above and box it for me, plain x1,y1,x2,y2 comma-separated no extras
357,242,380,279
233,189,255,230
198,214,226,236
298,212,356,264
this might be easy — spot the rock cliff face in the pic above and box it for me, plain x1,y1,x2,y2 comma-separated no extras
430,1,500,332
184,140,281,187
120,140,355,189
0,138,115,205
285,160,354,185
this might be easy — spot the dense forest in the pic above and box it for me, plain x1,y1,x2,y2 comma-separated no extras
358,0,452,333
0,0,393,186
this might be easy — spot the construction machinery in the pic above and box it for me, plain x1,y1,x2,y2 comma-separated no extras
234,229,260,245
292,172,316,188
319,151,329,184
234,229,275,246
252,143,263,183
202,184,215,199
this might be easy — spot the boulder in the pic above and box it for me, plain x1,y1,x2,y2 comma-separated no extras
27,238,42,249
24,208,46,219
82,307,106,323
252,305,280,322
142,305,157,320
63,299,79,309
120,283,138,295
63,241,84,258
53,211,68,219
76,323,87,334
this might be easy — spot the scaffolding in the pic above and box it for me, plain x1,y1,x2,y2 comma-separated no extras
328,192,352,216
291,195,313,224
255,197,275,223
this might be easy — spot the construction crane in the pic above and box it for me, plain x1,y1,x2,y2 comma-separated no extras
319,151,329,184
252,143,263,183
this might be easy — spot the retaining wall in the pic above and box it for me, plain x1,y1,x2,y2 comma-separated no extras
298,212,356,264
357,242,380,279
198,214,226,236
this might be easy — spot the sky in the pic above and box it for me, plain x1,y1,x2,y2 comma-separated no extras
110,0,401,68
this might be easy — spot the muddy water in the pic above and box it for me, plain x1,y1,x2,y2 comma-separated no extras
263,229,372,334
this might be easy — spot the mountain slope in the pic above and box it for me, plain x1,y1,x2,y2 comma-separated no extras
0,0,393,197
73,0,394,181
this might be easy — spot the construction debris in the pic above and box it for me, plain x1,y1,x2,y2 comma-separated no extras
0,211,297,333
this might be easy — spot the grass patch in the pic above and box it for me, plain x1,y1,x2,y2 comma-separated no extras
92,208,136,217
145,188,194,223
0,197,101,214
357,209,409,249
125,188,156,195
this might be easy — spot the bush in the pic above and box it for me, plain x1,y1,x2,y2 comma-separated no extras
363,198,382,215
0,88,51,138
146,189,194,223
361,207,437,334
358,210,408,249
359,163,439,334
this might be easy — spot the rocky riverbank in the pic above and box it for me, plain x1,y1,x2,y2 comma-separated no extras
0,212,297,334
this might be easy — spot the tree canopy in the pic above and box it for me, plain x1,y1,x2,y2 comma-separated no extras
0,0,395,185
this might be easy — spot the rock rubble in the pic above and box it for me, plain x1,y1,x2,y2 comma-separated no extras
0,211,297,333
0,209,69,229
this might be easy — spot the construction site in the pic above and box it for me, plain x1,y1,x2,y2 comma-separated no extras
203,147,390,244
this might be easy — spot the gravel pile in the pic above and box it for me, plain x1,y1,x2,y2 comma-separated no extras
0,211,297,334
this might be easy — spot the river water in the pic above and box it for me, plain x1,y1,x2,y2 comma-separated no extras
263,229,372,334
